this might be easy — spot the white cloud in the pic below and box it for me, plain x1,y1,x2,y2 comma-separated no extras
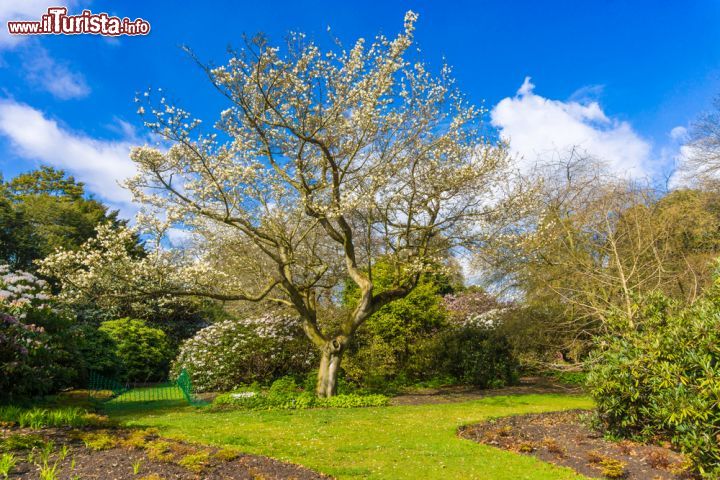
22,46,90,99
568,84,605,103
0,99,137,216
665,126,697,188
491,77,653,178
0,0,81,49
670,125,688,141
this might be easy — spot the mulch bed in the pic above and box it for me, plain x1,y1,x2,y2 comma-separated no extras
459,410,694,479
1,426,329,479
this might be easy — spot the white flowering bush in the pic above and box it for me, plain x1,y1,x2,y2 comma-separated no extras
171,313,316,392
0,265,53,315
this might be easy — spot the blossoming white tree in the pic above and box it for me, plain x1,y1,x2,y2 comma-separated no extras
42,12,523,397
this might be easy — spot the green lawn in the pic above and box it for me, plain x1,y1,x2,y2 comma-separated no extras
113,393,593,479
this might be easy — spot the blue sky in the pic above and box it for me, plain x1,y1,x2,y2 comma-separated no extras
0,1,719,217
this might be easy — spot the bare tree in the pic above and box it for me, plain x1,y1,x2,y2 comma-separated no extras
680,95,720,186
478,155,719,357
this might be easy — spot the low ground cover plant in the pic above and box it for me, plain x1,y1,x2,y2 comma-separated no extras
212,376,388,410
0,453,17,478
0,406,107,429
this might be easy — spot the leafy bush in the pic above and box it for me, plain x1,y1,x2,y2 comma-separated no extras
342,273,451,387
427,324,519,388
73,323,120,379
587,292,720,477
550,371,587,386
342,267,517,391
213,377,388,410
99,318,172,383
0,313,53,401
171,314,315,392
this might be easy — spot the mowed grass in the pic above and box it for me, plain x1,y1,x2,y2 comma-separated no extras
113,393,593,479
104,385,191,411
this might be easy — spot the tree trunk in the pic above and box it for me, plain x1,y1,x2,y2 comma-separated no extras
316,337,346,398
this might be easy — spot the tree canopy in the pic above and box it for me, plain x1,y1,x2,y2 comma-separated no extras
0,166,126,271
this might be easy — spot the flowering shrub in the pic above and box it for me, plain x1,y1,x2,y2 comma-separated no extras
0,312,53,401
442,288,508,327
171,313,315,392
0,265,77,400
0,265,52,314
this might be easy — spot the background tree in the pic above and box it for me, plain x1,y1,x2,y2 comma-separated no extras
681,95,720,186
478,157,720,366
0,166,128,271
42,12,526,397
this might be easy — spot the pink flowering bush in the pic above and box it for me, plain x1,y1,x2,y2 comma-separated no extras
441,287,508,327
0,312,54,400
0,265,77,400
171,313,316,392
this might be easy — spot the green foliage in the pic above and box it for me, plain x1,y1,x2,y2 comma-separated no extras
8,165,85,198
1,167,128,272
0,406,106,429
427,324,519,388
0,434,45,452
0,453,17,478
172,314,315,392
144,440,174,462
587,291,720,477
342,264,453,387
317,394,389,408
213,376,388,410
99,318,172,382
341,260,518,391
550,371,587,386
73,323,121,378
178,451,210,472
213,391,389,410
82,432,117,451
38,462,60,480
0,190,36,270
598,458,627,478
213,448,239,462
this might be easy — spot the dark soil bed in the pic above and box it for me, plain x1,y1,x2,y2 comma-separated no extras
1,426,329,479
459,410,693,479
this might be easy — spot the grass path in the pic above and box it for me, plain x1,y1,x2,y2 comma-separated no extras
114,393,593,480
